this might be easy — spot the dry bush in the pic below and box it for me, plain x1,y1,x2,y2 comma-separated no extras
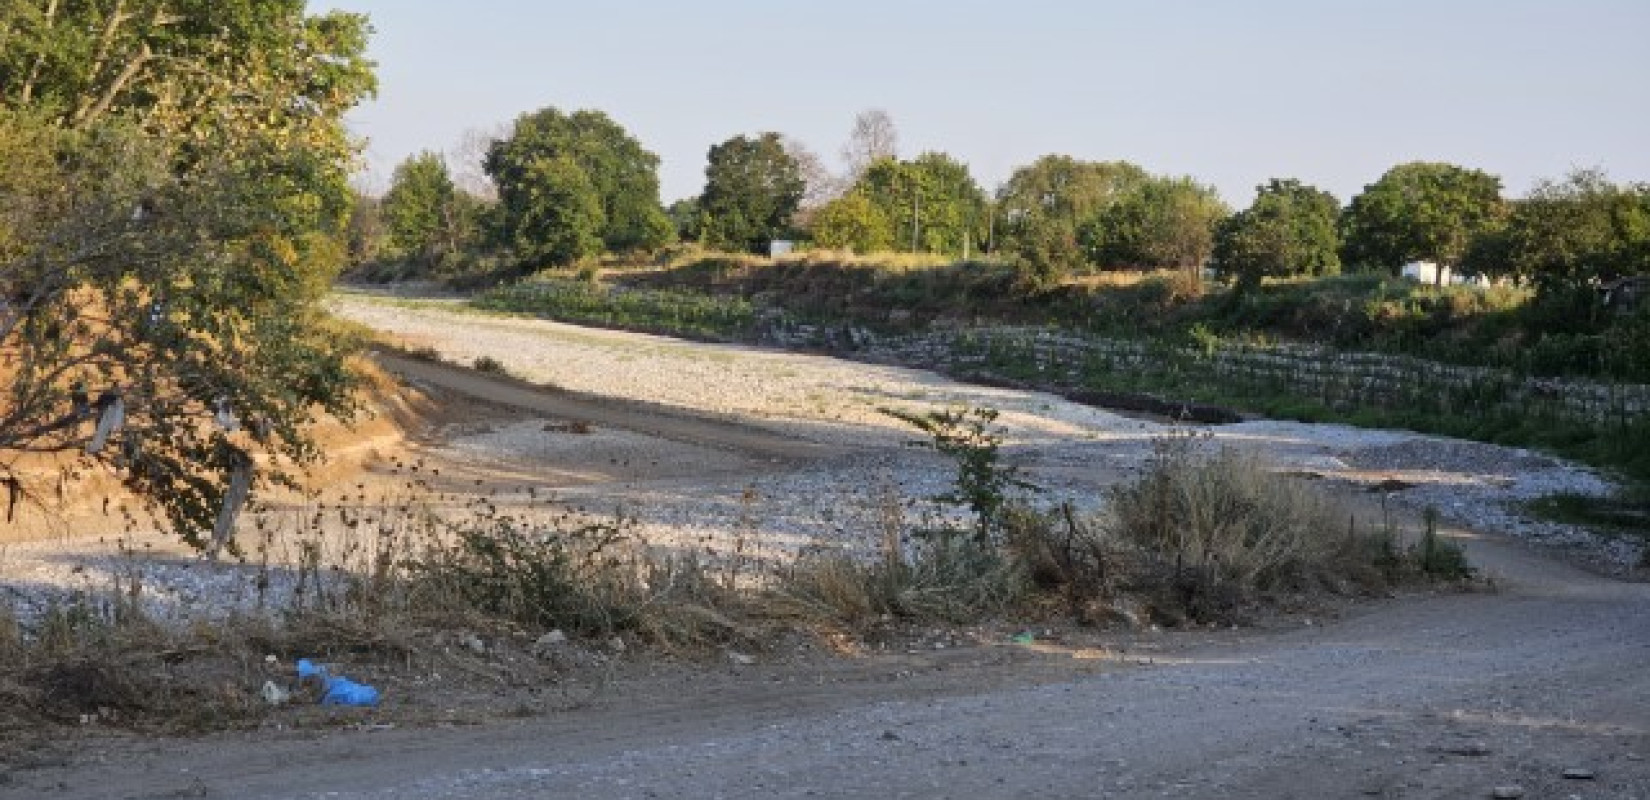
1006,432,1464,626
1110,436,1349,592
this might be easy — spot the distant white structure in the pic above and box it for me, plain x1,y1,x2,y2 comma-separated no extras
1401,260,1497,288
1401,260,1453,285
768,240,795,258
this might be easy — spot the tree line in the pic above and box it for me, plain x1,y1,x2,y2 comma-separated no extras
371,107,1649,301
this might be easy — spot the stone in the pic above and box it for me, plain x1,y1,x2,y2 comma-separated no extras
1490,787,1524,799
727,651,756,667
1442,742,1491,757
536,629,568,648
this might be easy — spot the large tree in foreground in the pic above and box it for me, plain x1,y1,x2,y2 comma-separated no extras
698,132,805,252
484,107,673,264
1212,179,1342,289
1340,162,1505,282
0,1,376,552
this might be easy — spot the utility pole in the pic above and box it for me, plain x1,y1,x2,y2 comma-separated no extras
910,188,920,253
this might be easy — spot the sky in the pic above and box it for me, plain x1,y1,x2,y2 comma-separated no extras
318,0,1650,207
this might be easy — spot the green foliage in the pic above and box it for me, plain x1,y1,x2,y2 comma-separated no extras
1212,179,1342,289
476,277,756,339
886,406,1033,544
0,2,375,549
665,197,705,244
699,132,805,252
484,107,673,262
511,155,605,267
413,506,643,633
1341,162,1505,276
995,156,1148,257
852,153,988,256
1009,215,1082,289
809,192,895,253
1493,169,1650,295
381,151,474,269
1080,175,1228,269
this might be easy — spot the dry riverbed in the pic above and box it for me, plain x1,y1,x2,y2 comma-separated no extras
1,290,1645,800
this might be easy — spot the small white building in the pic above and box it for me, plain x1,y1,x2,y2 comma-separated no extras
768,240,795,258
1401,260,1453,285
1401,261,1497,288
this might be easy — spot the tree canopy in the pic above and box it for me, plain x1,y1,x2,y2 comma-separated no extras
698,132,805,252
1211,179,1342,288
0,0,376,551
996,156,1148,254
1340,162,1505,280
381,151,473,269
852,153,987,256
1464,169,1650,295
484,107,672,265
1081,176,1228,269
809,192,895,253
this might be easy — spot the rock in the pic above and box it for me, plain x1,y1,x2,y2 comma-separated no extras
727,651,756,667
536,629,567,648
1561,768,1595,780
1491,786,1525,799
1442,742,1491,757
459,633,487,655
607,636,626,654
880,730,900,741
532,639,601,670
260,680,290,707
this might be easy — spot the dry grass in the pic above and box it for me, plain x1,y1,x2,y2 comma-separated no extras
1004,431,1469,626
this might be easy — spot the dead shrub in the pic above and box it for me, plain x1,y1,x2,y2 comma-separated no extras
1004,431,1452,625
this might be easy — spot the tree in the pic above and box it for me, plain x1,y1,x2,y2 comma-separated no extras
1211,179,1342,289
841,108,898,181
447,124,506,201
1341,162,1505,282
1081,176,1228,269
853,153,988,256
810,192,895,253
1482,170,1650,295
698,132,806,252
665,197,705,244
782,135,842,212
381,151,466,268
996,156,1148,257
509,156,605,267
0,0,376,551
484,107,673,262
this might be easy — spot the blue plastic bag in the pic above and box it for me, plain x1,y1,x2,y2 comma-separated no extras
296,658,381,707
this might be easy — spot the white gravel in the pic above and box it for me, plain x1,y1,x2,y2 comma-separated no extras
335,295,1631,567
0,294,1635,626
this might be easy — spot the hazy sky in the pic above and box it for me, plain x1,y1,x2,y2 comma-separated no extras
319,0,1650,206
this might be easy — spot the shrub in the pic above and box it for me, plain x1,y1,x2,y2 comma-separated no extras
410,505,646,634
472,355,509,376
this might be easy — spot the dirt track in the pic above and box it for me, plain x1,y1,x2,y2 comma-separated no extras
4,295,1646,799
